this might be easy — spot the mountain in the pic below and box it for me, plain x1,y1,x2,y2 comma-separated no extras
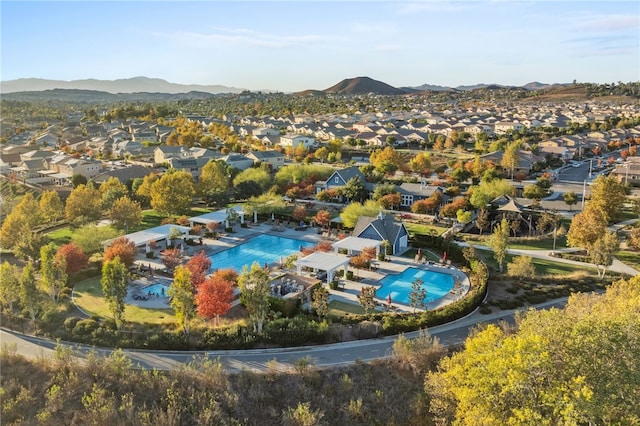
0,89,219,103
320,77,407,95
0,77,244,94
406,83,454,92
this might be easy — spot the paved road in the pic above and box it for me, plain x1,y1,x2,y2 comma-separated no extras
0,299,567,373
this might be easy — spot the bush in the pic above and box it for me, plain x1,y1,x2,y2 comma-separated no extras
329,280,339,290
346,271,354,280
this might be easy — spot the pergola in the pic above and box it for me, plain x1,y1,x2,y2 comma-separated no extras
296,252,350,285
188,206,246,229
331,236,382,256
117,224,190,252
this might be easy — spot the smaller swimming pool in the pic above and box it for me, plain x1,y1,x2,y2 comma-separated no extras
377,267,454,306
142,283,170,298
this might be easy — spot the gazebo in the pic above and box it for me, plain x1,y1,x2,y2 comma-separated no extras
295,252,350,285
331,236,381,256
116,224,190,252
188,206,246,229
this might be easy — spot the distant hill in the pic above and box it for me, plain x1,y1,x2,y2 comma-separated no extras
406,83,453,92
320,77,407,95
0,76,245,94
0,88,220,103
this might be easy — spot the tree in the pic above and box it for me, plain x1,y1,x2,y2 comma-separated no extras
108,197,142,231
563,191,578,211
501,141,521,178
169,266,196,335
39,190,64,224
378,193,401,210
507,255,535,280
40,243,67,303
408,278,427,313
292,206,307,223
311,286,329,318
456,209,473,225
185,250,211,289
312,210,332,230
0,261,20,312
370,146,402,172
198,160,229,197
488,218,509,272
65,183,102,226
134,173,158,208
589,174,627,223
19,261,39,325
238,262,271,333
590,231,619,279
100,177,128,209
195,275,234,324
474,208,489,236
567,204,608,253
408,152,432,174
340,177,368,202
71,225,122,255
469,179,514,209
358,285,377,314
234,181,263,200
150,170,196,216
100,257,128,329
71,173,87,187
55,243,88,275
161,247,182,271
522,184,545,201
340,200,380,228
427,277,640,424
629,227,640,250
103,237,137,268
0,192,41,249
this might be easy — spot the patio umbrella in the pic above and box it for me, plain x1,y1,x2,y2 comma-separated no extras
442,251,447,262
387,294,392,305
417,247,421,257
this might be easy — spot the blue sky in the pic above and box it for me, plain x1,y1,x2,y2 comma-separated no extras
2,1,638,92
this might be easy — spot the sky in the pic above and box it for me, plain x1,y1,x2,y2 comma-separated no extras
2,1,639,92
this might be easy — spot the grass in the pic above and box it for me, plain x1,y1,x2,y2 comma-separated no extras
46,226,74,247
73,276,177,325
507,235,568,251
132,208,214,232
616,249,640,271
327,300,365,317
404,222,448,236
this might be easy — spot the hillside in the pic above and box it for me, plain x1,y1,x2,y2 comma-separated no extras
321,76,407,95
0,88,219,103
0,76,244,94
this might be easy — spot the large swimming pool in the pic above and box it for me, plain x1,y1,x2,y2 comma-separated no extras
377,267,454,306
209,234,315,272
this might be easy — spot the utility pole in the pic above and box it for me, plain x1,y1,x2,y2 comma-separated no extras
581,179,587,210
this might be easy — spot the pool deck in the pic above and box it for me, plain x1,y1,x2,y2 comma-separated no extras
129,220,470,313
326,255,471,313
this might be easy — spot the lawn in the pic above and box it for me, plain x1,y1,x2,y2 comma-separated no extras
132,208,213,232
404,222,448,237
47,226,74,247
327,300,365,318
616,249,640,271
73,276,177,325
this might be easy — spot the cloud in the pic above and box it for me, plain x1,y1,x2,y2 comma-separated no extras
156,27,343,49
562,34,639,58
350,22,397,35
577,14,639,32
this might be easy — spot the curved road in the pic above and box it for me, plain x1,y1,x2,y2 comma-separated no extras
1,299,567,373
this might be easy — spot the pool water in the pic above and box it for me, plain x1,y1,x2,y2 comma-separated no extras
209,234,315,272
377,267,454,306
143,283,170,298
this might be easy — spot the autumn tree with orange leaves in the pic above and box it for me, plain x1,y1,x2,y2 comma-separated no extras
103,237,136,268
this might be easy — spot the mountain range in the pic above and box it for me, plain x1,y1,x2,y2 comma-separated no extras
1,76,570,96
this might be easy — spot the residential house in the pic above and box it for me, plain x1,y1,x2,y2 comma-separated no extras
245,150,285,169
92,165,162,187
397,183,448,209
611,157,640,185
279,134,315,149
494,121,524,135
220,154,254,171
352,213,409,255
